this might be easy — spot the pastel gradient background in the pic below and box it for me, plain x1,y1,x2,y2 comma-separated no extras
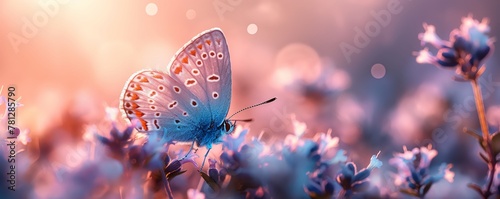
1,0,500,198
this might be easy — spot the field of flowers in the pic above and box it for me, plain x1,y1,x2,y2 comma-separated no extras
0,1,499,198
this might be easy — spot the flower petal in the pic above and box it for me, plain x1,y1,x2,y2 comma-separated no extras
418,23,445,48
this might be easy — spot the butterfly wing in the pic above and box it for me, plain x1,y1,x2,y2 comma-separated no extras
167,28,231,128
120,28,231,143
120,69,202,141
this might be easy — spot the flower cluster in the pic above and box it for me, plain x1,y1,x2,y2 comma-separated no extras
389,145,454,198
88,108,198,198
415,16,494,80
197,117,382,199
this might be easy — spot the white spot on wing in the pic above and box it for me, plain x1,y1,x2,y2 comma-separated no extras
185,79,197,87
207,74,220,82
168,101,178,109
191,100,198,107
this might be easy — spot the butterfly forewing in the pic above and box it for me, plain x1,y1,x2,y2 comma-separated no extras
167,29,231,127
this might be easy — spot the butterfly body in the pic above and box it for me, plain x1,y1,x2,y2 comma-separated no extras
120,28,234,149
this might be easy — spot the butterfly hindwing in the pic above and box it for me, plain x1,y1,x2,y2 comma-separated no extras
121,70,200,142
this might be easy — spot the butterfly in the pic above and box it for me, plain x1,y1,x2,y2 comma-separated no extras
119,28,275,169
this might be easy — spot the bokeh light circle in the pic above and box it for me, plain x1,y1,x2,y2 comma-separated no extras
145,3,158,16
247,24,258,35
371,63,386,79
274,43,321,85
186,9,196,20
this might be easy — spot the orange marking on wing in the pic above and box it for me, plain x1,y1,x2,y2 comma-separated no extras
131,102,140,109
182,56,188,64
190,50,196,56
205,40,211,45
130,93,139,100
153,74,163,79
197,44,203,49
134,110,145,117
140,119,149,131
174,66,182,74
139,77,149,83
216,39,221,45
134,84,143,91
187,80,196,85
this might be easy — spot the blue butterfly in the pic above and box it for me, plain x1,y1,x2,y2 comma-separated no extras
120,28,274,168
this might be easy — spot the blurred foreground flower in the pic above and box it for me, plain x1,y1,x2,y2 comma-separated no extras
390,145,454,198
198,117,381,199
94,122,196,198
415,15,494,81
335,153,382,198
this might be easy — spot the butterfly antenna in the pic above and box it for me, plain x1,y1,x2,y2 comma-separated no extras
231,118,253,122
227,97,277,120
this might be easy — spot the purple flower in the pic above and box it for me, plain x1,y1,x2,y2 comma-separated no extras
284,114,307,150
335,153,382,196
415,16,494,80
390,145,454,198
222,125,248,151
95,123,134,157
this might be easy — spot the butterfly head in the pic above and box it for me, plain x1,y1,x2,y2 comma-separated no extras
221,119,235,134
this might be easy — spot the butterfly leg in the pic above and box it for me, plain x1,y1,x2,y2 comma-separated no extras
199,146,212,171
182,140,197,160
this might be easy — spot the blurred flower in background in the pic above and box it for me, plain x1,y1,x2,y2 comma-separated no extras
390,145,454,198
415,16,494,80
386,84,447,145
